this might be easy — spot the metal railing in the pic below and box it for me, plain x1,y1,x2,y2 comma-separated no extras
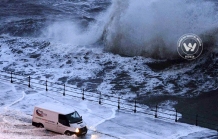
0,70,217,132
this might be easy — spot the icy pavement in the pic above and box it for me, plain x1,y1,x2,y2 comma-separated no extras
0,80,217,139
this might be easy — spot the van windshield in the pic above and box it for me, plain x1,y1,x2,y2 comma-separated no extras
66,111,82,124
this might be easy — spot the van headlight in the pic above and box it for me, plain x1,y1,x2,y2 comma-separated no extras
75,128,79,133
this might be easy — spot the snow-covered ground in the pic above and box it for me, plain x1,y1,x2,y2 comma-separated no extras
0,80,217,139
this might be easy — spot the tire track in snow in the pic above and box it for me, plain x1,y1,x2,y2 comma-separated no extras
4,82,26,108
0,81,26,109
90,107,116,130
78,101,116,130
6,91,25,108
1,82,26,127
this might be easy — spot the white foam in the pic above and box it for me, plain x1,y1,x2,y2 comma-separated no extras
103,0,218,58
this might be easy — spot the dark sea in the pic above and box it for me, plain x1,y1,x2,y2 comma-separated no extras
1,0,218,131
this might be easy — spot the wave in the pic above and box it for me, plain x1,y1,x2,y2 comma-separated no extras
41,0,218,59
102,0,218,59
41,1,113,48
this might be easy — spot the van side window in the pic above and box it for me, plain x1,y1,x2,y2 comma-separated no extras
58,114,70,127
65,111,82,124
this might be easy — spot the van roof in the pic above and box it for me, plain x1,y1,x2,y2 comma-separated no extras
35,102,75,115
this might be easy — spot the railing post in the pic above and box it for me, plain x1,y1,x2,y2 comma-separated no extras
10,72,13,83
82,89,84,100
134,100,136,113
63,84,65,96
46,80,48,91
118,97,120,110
196,114,198,126
28,76,30,88
155,105,158,118
99,92,101,104
175,109,178,122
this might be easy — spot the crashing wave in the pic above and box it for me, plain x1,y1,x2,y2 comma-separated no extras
102,0,218,59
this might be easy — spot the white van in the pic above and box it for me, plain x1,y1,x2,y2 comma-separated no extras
32,102,87,136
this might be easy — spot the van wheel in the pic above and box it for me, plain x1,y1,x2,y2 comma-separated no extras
37,123,44,128
39,124,44,128
65,131,73,136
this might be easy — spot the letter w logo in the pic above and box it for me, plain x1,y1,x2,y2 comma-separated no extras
183,43,196,52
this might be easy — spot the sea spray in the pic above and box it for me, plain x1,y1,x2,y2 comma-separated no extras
42,0,218,59
41,1,114,49
103,0,218,58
